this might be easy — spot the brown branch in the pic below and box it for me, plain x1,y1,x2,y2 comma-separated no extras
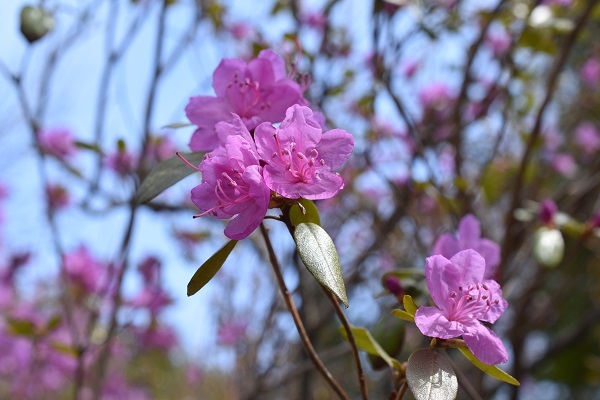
322,287,369,400
259,223,350,400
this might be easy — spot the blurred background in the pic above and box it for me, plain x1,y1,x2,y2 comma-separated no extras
1,0,600,399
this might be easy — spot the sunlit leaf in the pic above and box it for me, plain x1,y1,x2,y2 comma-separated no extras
289,199,321,226
403,295,418,316
457,347,520,386
406,349,458,400
187,240,238,296
162,122,192,129
392,309,415,322
294,223,348,307
135,152,204,204
338,325,403,371
7,318,36,337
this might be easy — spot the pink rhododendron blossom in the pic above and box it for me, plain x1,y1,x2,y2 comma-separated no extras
254,105,354,200
105,149,138,177
300,11,327,30
63,246,105,293
415,250,509,365
146,135,176,162
550,153,577,177
433,214,500,279
217,320,248,346
227,22,255,40
539,199,557,225
38,128,77,161
191,116,270,240
186,50,304,151
574,122,600,155
580,58,600,87
46,184,70,210
130,288,172,314
485,31,511,58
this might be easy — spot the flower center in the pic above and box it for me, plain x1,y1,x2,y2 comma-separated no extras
270,134,326,184
195,170,251,217
447,283,499,322
226,71,270,116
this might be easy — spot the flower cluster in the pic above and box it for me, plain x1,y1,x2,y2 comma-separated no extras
186,51,354,240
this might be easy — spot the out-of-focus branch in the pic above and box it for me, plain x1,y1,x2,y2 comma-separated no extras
259,223,350,400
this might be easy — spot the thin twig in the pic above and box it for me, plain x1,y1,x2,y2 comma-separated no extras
259,223,350,400
322,287,369,400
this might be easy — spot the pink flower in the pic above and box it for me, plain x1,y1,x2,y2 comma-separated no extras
105,148,138,177
191,116,270,240
415,250,509,365
485,31,511,58
433,214,500,279
227,22,255,40
129,288,172,314
300,11,327,30
254,105,354,200
63,246,105,293
46,184,70,211
399,59,420,78
550,153,577,177
186,50,304,151
146,135,176,162
38,128,77,161
574,122,600,155
580,58,600,88
539,199,557,225
217,320,248,346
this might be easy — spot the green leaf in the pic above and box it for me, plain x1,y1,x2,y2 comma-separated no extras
392,309,415,322
7,318,36,337
162,122,192,129
406,349,458,400
187,240,238,296
457,346,520,386
75,141,103,154
367,316,406,370
289,199,321,226
135,152,204,204
338,325,403,371
403,295,418,316
294,223,348,307
51,342,79,357
533,227,564,268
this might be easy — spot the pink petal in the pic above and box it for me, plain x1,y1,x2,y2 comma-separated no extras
215,114,254,144
415,306,466,339
257,49,287,81
425,255,457,311
463,324,508,365
432,233,459,259
279,105,322,149
450,249,486,285
480,280,508,323
212,58,247,97
254,122,279,162
247,57,276,86
186,96,232,151
477,239,501,279
458,214,481,247
256,79,303,122
317,129,354,170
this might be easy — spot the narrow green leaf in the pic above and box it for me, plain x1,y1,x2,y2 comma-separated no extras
162,122,192,129
7,318,36,337
75,141,103,154
392,309,415,322
293,223,348,307
289,199,321,226
338,325,403,371
51,342,79,357
403,295,418,316
135,151,204,204
187,240,238,296
457,347,520,386
406,349,458,400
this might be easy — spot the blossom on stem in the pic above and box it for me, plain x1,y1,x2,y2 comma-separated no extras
433,214,500,279
254,105,354,200
38,128,77,161
415,250,509,365
191,116,270,240
186,50,304,151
